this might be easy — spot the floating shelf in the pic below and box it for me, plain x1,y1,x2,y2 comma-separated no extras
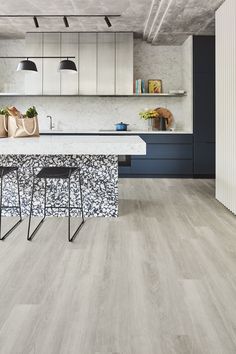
0,93,187,97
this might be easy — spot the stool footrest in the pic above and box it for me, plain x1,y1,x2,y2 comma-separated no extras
1,205,22,209
44,206,83,210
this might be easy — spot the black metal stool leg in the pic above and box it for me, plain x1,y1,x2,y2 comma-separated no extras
0,169,23,241
68,175,71,242
68,169,85,242
16,169,22,222
78,169,85,223
27,176,47,241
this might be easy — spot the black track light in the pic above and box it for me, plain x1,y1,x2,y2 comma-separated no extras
33,16,39,28
104,16,112,28
63,16,69,28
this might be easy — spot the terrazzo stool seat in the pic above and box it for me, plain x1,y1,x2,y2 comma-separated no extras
0,166,22,240
27,166,85,242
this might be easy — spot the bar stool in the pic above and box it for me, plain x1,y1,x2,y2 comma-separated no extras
0,166,22,240
27,166,85,242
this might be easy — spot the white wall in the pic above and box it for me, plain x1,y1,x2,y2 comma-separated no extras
216,0,236,215
0,37,193,132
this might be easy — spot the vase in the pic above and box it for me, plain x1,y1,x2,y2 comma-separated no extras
147,118,158,131
159,117,167,131
147,118,153,131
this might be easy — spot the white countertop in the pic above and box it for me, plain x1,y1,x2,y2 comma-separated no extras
0,135,146,156
40,129,192,135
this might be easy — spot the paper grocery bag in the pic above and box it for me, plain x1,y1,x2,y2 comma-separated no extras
0,114,8,138
8,116,39,138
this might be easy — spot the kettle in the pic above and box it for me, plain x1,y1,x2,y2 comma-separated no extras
115,122,129,131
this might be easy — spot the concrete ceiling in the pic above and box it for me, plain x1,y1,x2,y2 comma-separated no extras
0,0,225,45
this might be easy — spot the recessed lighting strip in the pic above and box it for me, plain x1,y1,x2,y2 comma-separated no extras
152,0,174,44
143,0,156,39
147,0,166,41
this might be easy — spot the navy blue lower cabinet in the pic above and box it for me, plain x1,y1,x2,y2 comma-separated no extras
194,142,215,177
119,134,194,178
130,159,193,176
134,143,193,160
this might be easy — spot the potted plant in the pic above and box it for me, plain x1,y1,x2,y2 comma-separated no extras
0,107,9,138
139,109,159,131
25,106,38,118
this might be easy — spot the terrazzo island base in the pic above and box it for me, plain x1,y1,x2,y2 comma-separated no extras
0,136,146,217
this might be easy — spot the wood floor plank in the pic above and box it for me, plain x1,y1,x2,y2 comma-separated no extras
0,179,236,354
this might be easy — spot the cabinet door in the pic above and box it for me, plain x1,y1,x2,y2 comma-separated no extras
60,33,79,95
194,73,215,142
25,33,43,95
193,36,215,143
79,33,97,94
193,36,215,177
43,33,60,95
97,33,115,95
194,142,215,176
116,33,133,94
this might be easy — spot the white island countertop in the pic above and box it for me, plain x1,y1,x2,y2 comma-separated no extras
0,135,146,156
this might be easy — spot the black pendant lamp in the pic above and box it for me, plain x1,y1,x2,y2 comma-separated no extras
58,58,77,72
17,58,38,72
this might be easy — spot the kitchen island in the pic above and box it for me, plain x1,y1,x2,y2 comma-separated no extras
0,135,146,217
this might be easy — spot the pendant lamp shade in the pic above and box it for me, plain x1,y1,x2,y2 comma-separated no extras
17,59,38,72
58,59,77,72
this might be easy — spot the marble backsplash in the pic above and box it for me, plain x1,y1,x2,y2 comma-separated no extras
0,96,190,132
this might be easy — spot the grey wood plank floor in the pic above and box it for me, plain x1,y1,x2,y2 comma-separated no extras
0,179,236,354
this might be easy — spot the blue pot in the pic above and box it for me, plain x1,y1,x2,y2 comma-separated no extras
115,122,129,131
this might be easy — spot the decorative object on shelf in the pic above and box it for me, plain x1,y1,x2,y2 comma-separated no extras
159,117,168,131
139,109,160,131
115,122,129,131
139,107,174,131
7,106,39,138
148,79,162,94
153,107,174,131
0,108,8,138
135,79,146,94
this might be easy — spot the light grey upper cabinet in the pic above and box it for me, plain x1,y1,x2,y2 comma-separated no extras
25,33,43,95
43,33,60,95
115,33,133,95
79,33,97,95
24,32,133,95
60,33,79,95
97,33,115,95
